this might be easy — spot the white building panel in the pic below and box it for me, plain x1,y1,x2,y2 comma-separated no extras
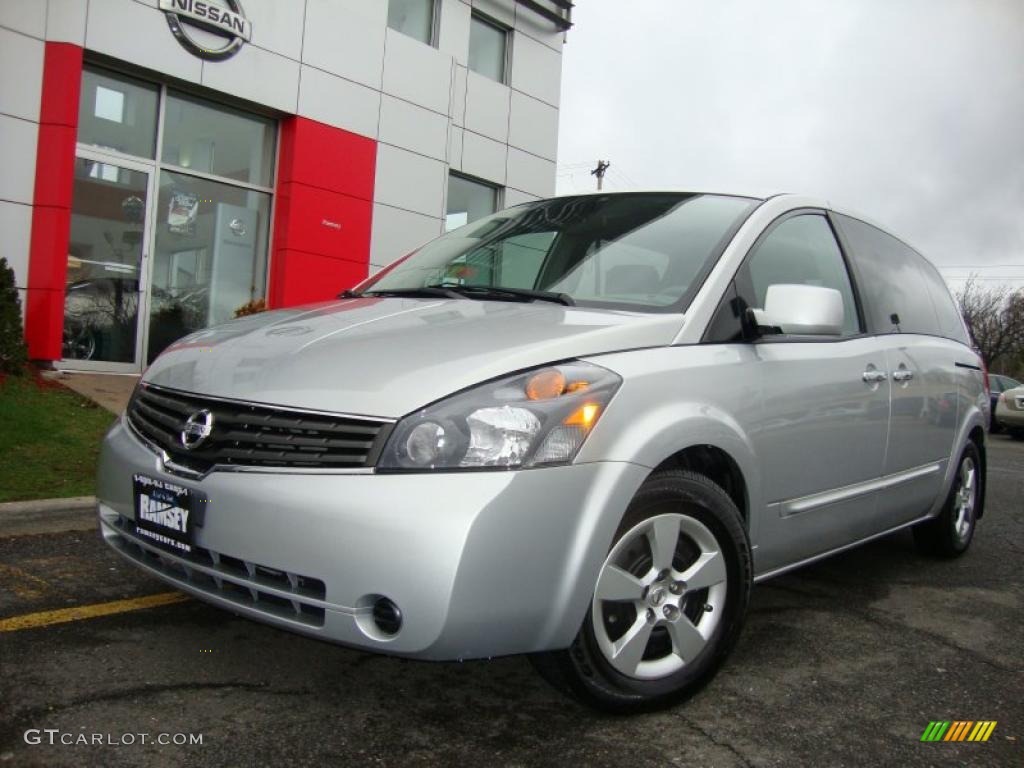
0,115,38,206
304,0,387,90
463,70,510,142
0,200,32,290
450,64,468,127
461,130,508,185
506,146,556,197
241,0,305,61
510,31,562,108
513,3,566,52
508,90,559,161
438,0,472,66
298,66,381,139
472,0,515,29
86,0,202,85
381,29,453,116
45,0,88,45
0,28,43,123
0,0,46,38
201,43,300,114
448,126,465,171
370,203,443,267
379,95,450,162
504,188,542,207
375,144,447,218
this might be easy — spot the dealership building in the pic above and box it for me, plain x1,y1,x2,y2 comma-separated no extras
0,0,571,372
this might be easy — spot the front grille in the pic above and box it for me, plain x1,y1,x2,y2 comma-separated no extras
127,384,389,474
106,515,327,627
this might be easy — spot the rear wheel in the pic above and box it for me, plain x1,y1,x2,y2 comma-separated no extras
1009,428,1024,441
532,470,751,713
913,443,982,557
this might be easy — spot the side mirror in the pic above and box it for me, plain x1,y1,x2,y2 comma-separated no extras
748,284,844,337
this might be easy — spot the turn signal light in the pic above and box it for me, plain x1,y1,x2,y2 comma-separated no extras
564,403,601,429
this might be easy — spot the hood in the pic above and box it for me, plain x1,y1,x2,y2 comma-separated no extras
144,297,684,417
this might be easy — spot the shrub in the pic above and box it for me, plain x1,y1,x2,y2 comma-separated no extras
0,257,28,375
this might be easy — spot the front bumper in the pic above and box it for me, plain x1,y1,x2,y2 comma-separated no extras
97,419,647,660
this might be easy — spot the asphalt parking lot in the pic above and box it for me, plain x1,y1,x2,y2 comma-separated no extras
1,436,1021,767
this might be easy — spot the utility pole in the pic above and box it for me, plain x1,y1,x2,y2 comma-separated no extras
591,160,610,191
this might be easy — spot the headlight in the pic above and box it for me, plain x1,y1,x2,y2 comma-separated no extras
378,362,621,471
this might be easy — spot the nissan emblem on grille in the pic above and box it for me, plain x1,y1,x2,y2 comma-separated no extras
181,409,214,450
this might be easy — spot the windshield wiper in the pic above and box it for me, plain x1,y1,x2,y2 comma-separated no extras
346,287,466,300
424,284,575,306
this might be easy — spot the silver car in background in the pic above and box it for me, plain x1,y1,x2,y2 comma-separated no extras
97,192,988,712
994,384,1024,438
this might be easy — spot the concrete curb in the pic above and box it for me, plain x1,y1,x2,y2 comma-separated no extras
0,497,98,537
0,496,96,515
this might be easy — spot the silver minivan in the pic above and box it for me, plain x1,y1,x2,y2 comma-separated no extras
97,192,988,712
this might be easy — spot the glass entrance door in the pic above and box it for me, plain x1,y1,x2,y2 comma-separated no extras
62,153,154,371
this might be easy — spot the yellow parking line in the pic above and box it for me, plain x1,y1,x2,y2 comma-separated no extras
0,592,189,632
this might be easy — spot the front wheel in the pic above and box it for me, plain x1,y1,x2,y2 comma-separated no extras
913,442,983,557
532,470,752,713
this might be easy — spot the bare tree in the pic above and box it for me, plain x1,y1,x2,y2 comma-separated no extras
956,277,1024,374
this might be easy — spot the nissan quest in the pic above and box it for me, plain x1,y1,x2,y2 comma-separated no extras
96,192,989,712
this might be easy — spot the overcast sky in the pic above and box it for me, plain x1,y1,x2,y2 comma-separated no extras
555,0,1024,289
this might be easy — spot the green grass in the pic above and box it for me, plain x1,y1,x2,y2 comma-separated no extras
0,375,116,503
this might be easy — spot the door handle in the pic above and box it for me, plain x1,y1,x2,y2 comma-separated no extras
862,370,888,383
892,369,914,382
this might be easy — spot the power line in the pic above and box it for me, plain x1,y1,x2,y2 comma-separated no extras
938,264,1024,269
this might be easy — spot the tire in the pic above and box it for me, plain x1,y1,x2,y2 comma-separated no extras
913,442,983,558
1009,429,1024,442
531,470,752,713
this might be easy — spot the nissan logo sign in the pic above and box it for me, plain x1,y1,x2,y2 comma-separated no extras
180,409,215,450
158,0,252,61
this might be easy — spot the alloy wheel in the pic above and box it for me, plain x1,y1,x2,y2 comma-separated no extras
953,455,977,542
591,513,728,680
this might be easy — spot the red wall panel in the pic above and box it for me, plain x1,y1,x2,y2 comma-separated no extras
25,42,83,361
277,117,376,200
269,251,369,308
272,182,372,259
268,116,377,309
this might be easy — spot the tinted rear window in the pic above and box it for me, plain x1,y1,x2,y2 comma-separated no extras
917,259,971,345
835,214,954,339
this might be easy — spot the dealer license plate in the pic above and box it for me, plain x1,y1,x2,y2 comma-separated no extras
133,474,194,553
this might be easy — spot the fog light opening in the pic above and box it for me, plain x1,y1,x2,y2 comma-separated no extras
372,597,402,636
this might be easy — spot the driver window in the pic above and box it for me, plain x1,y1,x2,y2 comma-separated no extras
744,214,860,337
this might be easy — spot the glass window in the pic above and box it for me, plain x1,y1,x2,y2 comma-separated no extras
387,0,435,44
63,158,149,364
361,193,757,312
743,215,860,336
917,260,971,345
161,92,276,187
78,68,159,158
469,14,508,83
835,214,942,336
446,174,498,231
148,171,271,362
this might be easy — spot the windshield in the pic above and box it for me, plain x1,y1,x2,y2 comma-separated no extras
359,193,759,312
